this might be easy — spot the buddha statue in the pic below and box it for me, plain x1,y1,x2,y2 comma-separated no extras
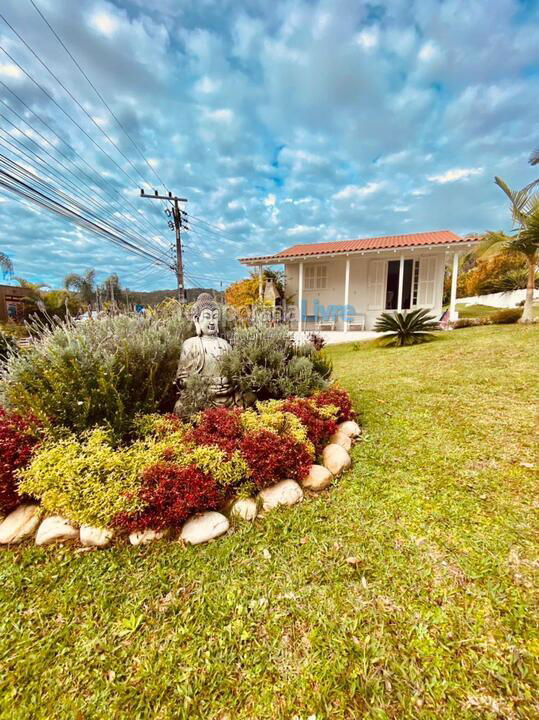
174,293,235,414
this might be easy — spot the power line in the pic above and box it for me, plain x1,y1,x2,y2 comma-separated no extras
0,151,172,266
0,14,164,200
0,40,171,231
0,159,175,269
182,211,240,243
0,134,170,262
0,81,170,245
29,0,169,194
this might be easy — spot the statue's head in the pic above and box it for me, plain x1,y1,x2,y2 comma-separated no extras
191,293,219,336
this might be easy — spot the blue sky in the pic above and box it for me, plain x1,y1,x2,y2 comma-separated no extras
0,0,538,291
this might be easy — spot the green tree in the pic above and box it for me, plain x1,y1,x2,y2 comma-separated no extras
64,269,96,306
0,251,13,279
16,279,79,320
481,177,539,323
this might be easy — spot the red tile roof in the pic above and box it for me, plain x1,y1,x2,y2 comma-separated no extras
239,230,477,263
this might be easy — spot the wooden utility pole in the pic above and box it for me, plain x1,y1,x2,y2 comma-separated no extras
140,189,187,302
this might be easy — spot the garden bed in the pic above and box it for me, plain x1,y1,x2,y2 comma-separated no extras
0,308,360,550
0,398,361,549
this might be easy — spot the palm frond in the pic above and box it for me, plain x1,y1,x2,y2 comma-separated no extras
0,251,13,278
530,148,539,166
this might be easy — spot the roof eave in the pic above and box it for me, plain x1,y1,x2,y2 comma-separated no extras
238,238,481,265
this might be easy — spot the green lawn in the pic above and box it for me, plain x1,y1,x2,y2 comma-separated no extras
1,325,538,720
454,302,539,319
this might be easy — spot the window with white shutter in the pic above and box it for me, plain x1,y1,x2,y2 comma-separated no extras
304,264,327,290
367,260,385,310
417,256,437,306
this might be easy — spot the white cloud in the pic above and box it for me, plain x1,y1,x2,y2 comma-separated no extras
427,168,484,184
0,63,23,79
355,28,379,50
418,41,439,63
263,194,276,207
196,76,218,94
288,224,315,236
89,11,119,37
333,182,384,201
205,108,234,124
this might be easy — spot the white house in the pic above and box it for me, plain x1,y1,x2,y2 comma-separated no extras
239,230,480,332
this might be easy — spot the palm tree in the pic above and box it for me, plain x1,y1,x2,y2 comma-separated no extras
64,269,96,306
530,148,539,166
0,251,13,279
480,177,539,323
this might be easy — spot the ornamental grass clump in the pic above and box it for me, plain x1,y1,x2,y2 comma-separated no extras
0,313,193,439
0,408,42,514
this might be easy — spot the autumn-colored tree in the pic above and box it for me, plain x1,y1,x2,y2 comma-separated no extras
463,254,536,296
225,270,285,310
225,274,259,309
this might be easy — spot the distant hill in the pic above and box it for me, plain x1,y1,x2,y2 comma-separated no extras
125,287,225,306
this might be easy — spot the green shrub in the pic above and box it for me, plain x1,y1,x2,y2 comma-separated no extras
0,331,18,366
220,324,330,400
489,308,523,324
174,374,214,420
374,308,440,347
18,429,154,526
0,313,193,439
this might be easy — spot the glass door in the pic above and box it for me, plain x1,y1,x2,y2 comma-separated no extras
385,259,419,310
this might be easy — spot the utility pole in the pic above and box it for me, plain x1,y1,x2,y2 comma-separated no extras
140,189,188,302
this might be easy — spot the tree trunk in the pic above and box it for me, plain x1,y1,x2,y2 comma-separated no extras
519,257,536,323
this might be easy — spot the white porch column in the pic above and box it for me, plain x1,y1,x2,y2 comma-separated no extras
343,257,350,331
449,252,459,321
258,265,264,301
397,254,404,311
298,262,304,332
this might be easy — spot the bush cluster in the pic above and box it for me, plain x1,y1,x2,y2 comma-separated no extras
0,309,354,533
489,308,523,324
0,313,193,439
17,383,353,532
219,324,331,400
113,463,224,532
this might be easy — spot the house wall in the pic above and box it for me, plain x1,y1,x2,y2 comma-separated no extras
0,285,27,324
284,250,447,330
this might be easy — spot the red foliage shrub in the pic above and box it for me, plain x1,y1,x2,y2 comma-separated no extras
281,398,337,455
187,407,243,456
0,408,41,514
314,387,355,422
239,429,312,490
113,462,224,532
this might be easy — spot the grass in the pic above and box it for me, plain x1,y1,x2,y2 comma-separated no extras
454,302,539,319
1,325,538,719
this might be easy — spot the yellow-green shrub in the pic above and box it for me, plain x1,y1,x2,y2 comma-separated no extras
240,407,314,458
17,429,183,527
181,446,250,488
